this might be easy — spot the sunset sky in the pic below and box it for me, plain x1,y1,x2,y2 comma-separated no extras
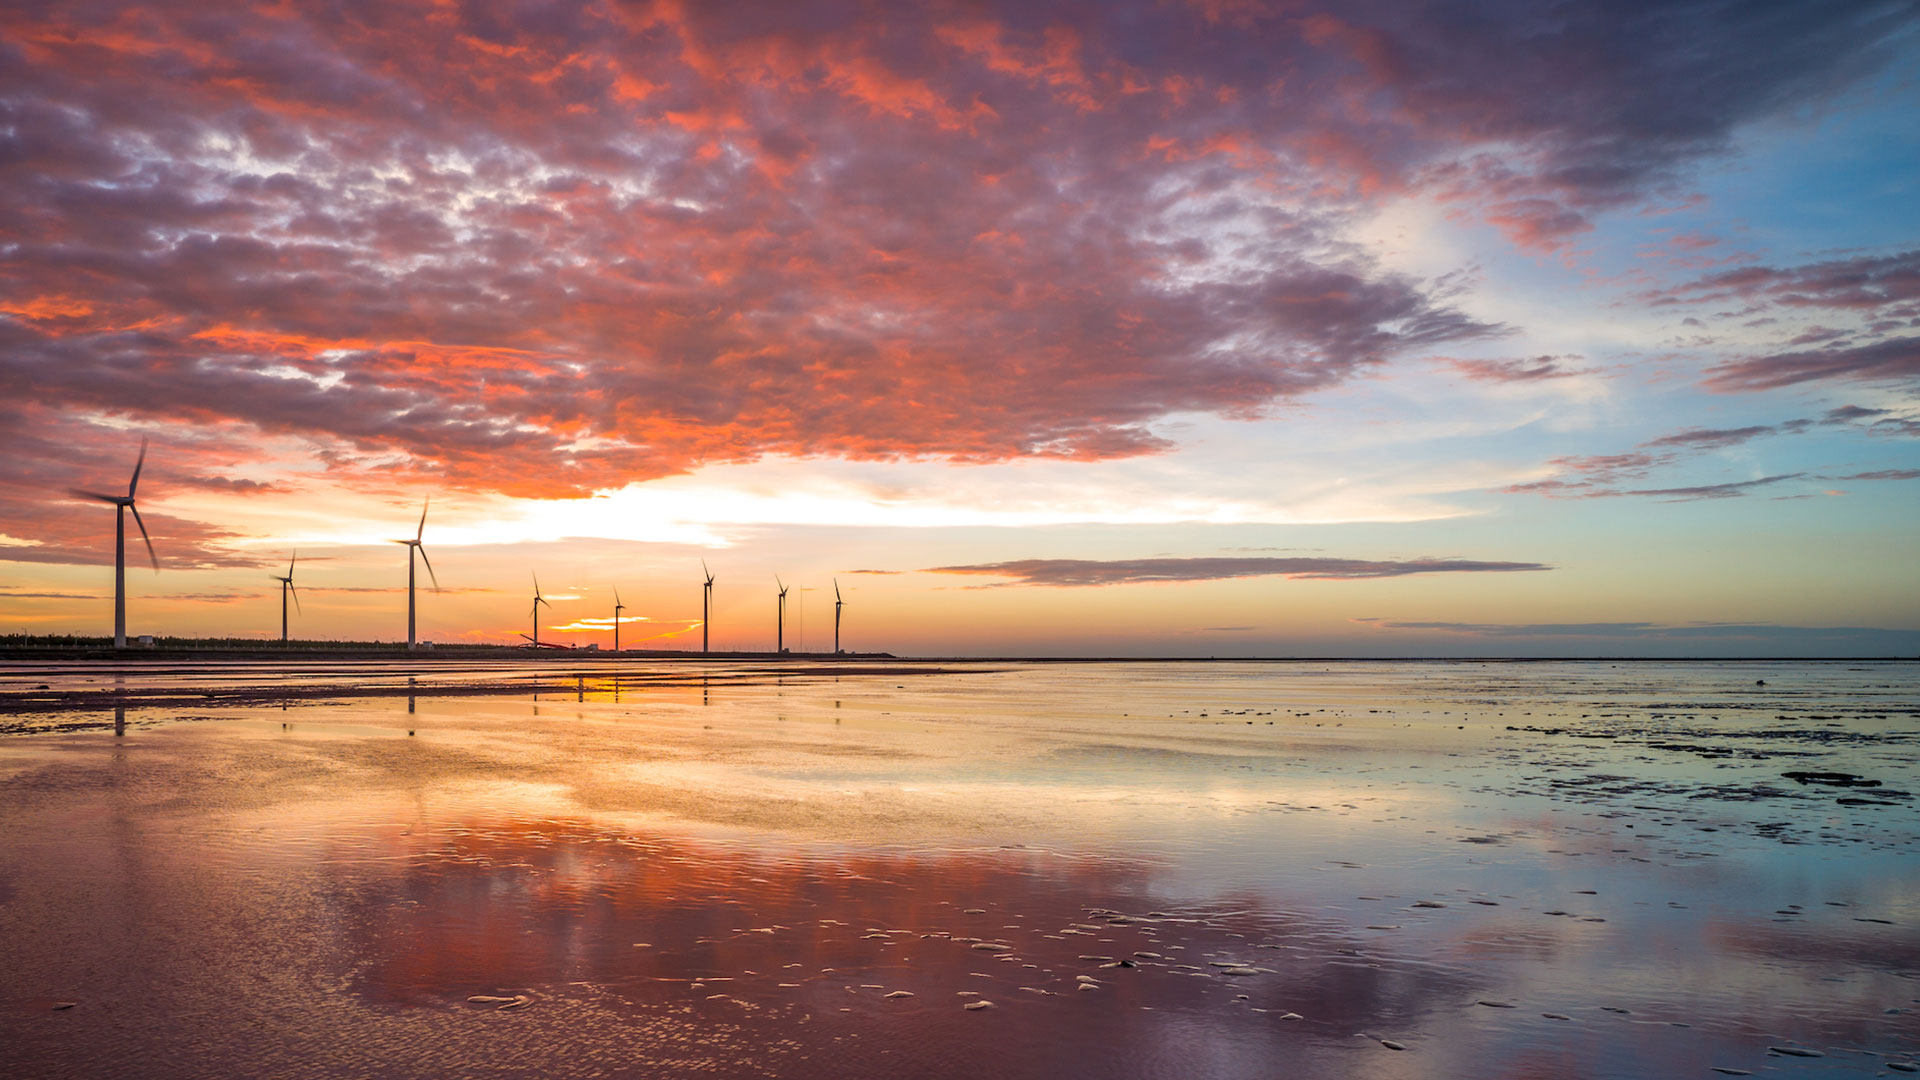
2,0,1917,656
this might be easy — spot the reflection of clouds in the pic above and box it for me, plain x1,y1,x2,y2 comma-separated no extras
316,813,1918,1077
339,818,1485,1076
1709,917,1920,972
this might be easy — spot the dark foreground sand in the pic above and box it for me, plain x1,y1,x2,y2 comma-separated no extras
2,659,1916,1078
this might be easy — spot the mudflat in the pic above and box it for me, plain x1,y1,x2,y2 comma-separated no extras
1,659,1916,1078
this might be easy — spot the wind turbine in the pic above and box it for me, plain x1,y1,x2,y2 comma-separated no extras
528,573,551,649
391,499,438,650
270,551,300,644
613,586,625,653
834,578,844,655
701,559,714,654
70,437,156,649
776,575,788,654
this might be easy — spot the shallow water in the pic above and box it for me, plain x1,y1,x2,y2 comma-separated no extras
1,659,1916,1078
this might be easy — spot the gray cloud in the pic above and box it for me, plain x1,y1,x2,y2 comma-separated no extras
927,556,1552,587
1613,473,1806,500
1706,336,1920,392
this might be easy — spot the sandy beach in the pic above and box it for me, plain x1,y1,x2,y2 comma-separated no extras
2,659,1916,1078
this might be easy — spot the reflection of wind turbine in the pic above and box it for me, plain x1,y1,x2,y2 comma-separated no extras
834,578,845,655
702,559,714,654
390,499,438,650
528,573,551,649
270,551,300,644
70,437,157,649
776,576,788,654
613,586,625,653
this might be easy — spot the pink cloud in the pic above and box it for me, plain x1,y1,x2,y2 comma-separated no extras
0,0,1910,551
1443,355,1585,382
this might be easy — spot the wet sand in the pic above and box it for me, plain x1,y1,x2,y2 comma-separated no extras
2,660,1916,1078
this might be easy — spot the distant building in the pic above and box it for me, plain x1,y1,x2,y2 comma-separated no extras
585,643,599,651
137,635,153,647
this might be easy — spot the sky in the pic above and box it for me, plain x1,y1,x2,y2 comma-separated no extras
1,0,1917,657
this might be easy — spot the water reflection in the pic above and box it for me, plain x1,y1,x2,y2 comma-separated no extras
4,660,1916,1079
342,820,1481,1078
325,819,1911,1079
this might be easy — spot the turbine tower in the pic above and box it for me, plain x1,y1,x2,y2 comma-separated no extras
70,437,157,649
776,576,788,654
834,578,844,655
529,573,551,648
391,499,438,650
613,586,625,653
270,551,300,644
701,559,714,653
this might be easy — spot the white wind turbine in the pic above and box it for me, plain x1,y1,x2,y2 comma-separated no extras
270,551,300,644
391,500,438,650
69,437,157,649
613,586,626,653
526,573,551,648
701,559,714,653
776,575,788,654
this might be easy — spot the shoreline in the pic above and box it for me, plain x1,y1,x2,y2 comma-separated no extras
2,648,1915,663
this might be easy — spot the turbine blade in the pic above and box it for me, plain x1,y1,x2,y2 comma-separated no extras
417,497,429,542
614,586,622,608
835,579,841,601
128,436,148,497
288,550,297,577
417,545,440,590
128,503,158,571
69,488,123,505
290,583,302,615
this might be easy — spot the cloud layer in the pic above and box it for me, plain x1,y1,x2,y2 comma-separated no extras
928,556,1551,586
3,0,1912,527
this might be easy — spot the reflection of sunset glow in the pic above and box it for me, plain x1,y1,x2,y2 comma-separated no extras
4,662,1917,1077
341,816,1505,1078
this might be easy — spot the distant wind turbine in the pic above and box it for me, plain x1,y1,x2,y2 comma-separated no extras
390,499,438,650
528,573,551,649
70,437,157,649
613,586,625,653
270,551,301,644
702,559,714,654
834,578,845,655
776,575,788,654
